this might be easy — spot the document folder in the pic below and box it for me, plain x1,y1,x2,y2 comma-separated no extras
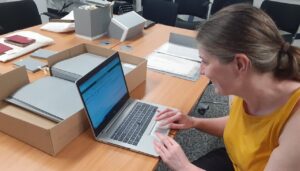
51,53,135,82
6,76,83,122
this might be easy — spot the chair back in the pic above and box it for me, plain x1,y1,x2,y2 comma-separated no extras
211,0,253,15
175,0,210,19
143,0,178,26
260,0,300,35
0,0,42,35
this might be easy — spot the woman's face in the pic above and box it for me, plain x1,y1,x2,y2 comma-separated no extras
199,49,238,95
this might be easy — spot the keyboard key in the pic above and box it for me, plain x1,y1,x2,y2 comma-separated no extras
111,102,157,145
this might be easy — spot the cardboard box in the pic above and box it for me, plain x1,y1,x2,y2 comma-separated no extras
74,6,111,40
0,44,146,155
0,67,89,155
47,43,147,93
108,11,146,42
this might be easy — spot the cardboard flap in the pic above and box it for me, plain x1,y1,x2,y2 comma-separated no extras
47,44,86,66
85,44,115,57
69,44,87,59
50,109,88,155
0,103,56,128
119,52,145,65
0,67,29,100
0,108,53,154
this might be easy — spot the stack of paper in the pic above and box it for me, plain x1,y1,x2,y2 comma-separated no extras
156,41,200,62
147,52,200,80
41,11,75,33
51,53,107,82
147,33,201,81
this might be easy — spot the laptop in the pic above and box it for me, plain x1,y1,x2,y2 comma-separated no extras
75,52,171,157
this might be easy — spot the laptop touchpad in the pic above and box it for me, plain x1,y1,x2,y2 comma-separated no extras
151,121,170,137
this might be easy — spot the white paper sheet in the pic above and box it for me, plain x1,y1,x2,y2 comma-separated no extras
40,22,75,33
147,52,200,80
156,42,201,62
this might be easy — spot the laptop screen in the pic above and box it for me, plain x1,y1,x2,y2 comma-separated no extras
76,53,129,136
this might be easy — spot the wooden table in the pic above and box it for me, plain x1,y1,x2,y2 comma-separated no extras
113,24,207,114
0,24,209,171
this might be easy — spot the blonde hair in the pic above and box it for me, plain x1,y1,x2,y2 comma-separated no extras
197,4,300,80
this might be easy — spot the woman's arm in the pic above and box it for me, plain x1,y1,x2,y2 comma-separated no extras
156,109,229,137
264,108,300,171
192,116,228,137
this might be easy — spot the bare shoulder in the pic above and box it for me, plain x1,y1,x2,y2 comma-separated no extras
279,85,300,136
265,106,300,170
278,104,300,147
276,86,300,150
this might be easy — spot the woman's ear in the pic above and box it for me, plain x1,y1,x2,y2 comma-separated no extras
233,53,251,72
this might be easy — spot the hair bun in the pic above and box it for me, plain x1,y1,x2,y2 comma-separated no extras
282,42,290,53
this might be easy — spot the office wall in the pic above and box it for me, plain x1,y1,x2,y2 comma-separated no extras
47,0,82,12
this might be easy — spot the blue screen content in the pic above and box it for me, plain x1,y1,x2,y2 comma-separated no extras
79,57,127,129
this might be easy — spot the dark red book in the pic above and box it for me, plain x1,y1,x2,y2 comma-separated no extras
0,43,12,54
4,35,35,47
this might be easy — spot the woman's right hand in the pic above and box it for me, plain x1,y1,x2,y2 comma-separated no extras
155,109,195,130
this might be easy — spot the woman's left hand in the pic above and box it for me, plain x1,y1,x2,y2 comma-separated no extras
153,133,191,171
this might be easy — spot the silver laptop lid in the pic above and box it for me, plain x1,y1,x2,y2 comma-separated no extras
76,53,130,137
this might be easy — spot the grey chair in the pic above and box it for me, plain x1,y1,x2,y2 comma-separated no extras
260,0,300,43
174,0,253,30
211,0,253,15
0,0,42,35
174,0,213,30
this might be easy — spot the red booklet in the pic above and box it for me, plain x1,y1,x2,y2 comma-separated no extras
4,35,35,47
0,43,12,54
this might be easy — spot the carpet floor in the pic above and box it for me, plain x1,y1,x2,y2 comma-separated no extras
156,84,229,171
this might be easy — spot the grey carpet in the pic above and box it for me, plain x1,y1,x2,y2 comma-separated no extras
156,84,229,171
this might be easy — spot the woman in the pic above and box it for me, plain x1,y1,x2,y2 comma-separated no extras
153,4,300,171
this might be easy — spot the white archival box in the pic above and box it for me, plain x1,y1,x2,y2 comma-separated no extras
108,11,146,42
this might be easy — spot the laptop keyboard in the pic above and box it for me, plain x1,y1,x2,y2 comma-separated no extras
111,102,158,146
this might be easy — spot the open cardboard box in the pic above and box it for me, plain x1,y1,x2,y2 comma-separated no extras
0,44,147,155
47,43,147,92
0,67,89,156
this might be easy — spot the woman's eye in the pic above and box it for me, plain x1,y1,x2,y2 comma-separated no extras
202,61,208,65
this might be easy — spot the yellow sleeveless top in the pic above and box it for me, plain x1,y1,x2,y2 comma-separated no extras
224,89,300,171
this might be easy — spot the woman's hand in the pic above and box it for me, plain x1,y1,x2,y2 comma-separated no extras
153,133,192,171
155,109,195,130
